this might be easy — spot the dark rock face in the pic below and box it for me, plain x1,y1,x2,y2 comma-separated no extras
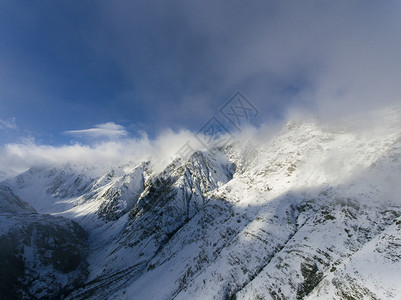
0,186,88,299
0,213,88,299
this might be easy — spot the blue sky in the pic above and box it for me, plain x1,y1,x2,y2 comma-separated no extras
0,1,401,151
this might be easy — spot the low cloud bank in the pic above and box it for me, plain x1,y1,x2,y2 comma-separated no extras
1,106,400,182
0,129,203,181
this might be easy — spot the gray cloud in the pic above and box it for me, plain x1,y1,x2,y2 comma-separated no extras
89,0,401,125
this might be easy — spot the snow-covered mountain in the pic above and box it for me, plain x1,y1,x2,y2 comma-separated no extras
1,110,401,299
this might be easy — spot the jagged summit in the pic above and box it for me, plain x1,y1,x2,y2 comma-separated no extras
1,117,401,299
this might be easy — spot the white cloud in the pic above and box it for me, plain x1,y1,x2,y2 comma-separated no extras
0,128,204,180
65,122,128,139
0,106,400,182
0,117,17,130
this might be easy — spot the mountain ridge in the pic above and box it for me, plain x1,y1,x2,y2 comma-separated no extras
1,116,401,299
